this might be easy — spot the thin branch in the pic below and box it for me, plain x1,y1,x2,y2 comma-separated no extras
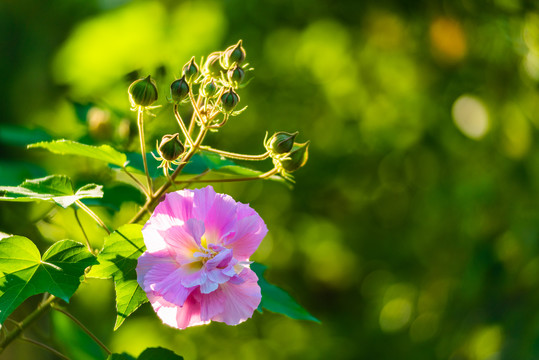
175,168,279,184
0,295,57,353
137,108,153,197
73,208,92,252
188,90,205,127
173,104,194,147
51,305,111,355
21,336,72,360
200,146,270,161
129,126,209,224
122,166,150,197
188,93,202,136
75,200,110,235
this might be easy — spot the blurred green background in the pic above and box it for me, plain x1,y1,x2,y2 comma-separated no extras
2,0,539,359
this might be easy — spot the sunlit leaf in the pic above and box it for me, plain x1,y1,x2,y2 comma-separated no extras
87,224,147,330
0,236,97,324
28,139,128,167
0,175,103,208
138,347,184,360
107,347,183,360
251,263,320,323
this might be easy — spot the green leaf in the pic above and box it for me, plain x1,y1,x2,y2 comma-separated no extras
0,236,97,324
107,354,136,360
0,175,103,208
87,224,147,330
108,347,183,360
138,347,184,360
28,139,128,167
251,263,320,323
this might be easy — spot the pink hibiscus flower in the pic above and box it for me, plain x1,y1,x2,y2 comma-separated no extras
136,185,267,329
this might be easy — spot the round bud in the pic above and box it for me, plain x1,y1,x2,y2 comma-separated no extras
281,141,310,172
203,52,224,77
222,40,246,69
158,133,185,161
268,131,298,154
220,88,240,113
227,64,245,88
201,79,219,99
182,56,199,83
170,76,190,103
128,75,158,107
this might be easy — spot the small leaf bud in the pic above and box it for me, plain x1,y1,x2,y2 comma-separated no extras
281,141,310,172
182,56,199,83
227,64,245,88
128,75,158,107
201,79,219,99
268,131,298,154
170,76,190,103
158,133,185,161
220,88,240,113
222,40,246,69
203,51,224,77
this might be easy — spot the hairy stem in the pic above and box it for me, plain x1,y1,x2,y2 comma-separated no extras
51,304,111,355
0,295,57,352
137,108,153,197
75,200,110,235
21,336,72,360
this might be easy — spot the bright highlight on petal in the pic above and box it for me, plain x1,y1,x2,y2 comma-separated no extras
136,185,267,329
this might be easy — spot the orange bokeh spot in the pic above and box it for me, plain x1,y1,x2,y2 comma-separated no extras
429,17,467,64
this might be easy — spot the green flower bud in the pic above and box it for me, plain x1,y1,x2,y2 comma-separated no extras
268,131,298,154
158,133,185,161
182,56,199,83
281,141,310,172
170,76,190,103
203,51,224,77
227,64,245,88
220,88,240,113
201,79,219,98
128,75,158,107
222,40,246,69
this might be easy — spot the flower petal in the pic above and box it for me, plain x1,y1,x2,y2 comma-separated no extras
203,192,238,245
224,204,268,261
211,268,261,325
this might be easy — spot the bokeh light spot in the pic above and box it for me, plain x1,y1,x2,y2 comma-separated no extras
452,95,489,140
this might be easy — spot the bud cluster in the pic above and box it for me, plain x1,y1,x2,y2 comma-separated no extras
265,132,310,179
126,41,309,181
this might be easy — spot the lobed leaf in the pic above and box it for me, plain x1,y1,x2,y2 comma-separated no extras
87,224,147,330
28,139,128,167
0,236,97,324
0,175,103,208
251,262,320,323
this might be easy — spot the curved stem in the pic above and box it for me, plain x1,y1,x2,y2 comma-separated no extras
73,208,92,252
176,168,279,184
188,93,202,136
129,126,209,224
200,146,270,161
21,336,72,360
0,295,57,353
122,166,150,198
188,90,205,127
51,304,111,355
137,108,153,196
173,104,194,147
75,200,110,235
